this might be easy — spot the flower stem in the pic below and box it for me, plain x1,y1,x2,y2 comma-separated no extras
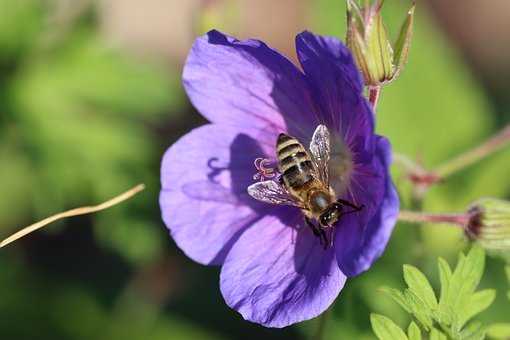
393,124,510,189
313,308,331,340
398,210,469,227
434,124,510,178
392,152,427,177
368,86,381,112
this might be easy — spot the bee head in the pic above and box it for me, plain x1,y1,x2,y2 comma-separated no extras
319,205,342,227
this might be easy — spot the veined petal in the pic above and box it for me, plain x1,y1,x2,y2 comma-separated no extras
335,136,399,277
220,209,346,328
160,124,275,265
295,31,374,150
183,30,317,139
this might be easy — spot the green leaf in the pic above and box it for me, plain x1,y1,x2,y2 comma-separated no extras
458,289,496,327
486,323,510,339
463,245,486,289
403,264,438,309
403,289,433,330
407,322,421,340
437,257,453,324
371,314,408,340
380,286,411,313
459,321,485,340
438,257,452,303
430,328,447,340
447,246,486,324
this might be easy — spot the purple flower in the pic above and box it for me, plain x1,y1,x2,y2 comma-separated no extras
160,30,399,328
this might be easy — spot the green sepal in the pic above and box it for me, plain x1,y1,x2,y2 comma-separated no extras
393,3,415,79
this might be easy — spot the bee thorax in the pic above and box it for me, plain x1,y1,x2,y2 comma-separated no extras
308,190,333,214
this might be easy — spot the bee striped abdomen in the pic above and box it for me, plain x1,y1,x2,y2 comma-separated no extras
276,133,315,191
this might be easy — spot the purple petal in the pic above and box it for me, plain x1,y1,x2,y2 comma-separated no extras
160,124,275,265
220,208,346,328
183,30,317,139
335,136,400,277
295,31,374,151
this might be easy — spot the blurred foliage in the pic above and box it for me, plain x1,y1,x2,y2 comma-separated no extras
0,0,181,265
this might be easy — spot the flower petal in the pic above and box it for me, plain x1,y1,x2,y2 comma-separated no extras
220,208,346,328
160,124,274,265
183,30,317,139
295,31,374,149
335,136,400,277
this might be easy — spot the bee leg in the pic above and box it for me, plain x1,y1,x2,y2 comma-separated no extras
305,217,323,243
320,229,329,249
278,175,285,186
336,199,365,212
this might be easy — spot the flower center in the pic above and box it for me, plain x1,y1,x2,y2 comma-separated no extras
327,133,354,197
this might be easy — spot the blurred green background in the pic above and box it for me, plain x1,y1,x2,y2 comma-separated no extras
0,0,509,339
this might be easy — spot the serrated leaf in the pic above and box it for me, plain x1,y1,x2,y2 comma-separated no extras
437,257,453,324
393,3,415,77
458,289,495,328
403,264,438,309
459,321,485,340
430,328,447,340
438,257,452,303
486,323,510,339
404,289,433,330
407,322,421,340
371,314,408,340
447,246,486,325
463,245,486,290
380,286,411,313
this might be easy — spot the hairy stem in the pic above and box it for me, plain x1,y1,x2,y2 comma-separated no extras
399,210,469,227
368,86,381,112
393,124,510,189
434,124,510,178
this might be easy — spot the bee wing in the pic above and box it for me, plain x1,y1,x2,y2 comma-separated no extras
247,180,303,207
309,124,330,185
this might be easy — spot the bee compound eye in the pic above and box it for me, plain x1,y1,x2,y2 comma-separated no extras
320,215,328,226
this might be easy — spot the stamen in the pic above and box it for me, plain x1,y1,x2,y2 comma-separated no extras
252,157,277,181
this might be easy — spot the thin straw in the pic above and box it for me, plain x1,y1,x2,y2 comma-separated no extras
0,184,145,248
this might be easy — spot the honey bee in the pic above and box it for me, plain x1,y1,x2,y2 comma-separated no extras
248,125,364,247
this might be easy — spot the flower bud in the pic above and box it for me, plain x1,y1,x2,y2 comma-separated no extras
466,198,510,253
346,0,415,87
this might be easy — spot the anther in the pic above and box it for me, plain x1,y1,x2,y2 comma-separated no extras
252,158,276,181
